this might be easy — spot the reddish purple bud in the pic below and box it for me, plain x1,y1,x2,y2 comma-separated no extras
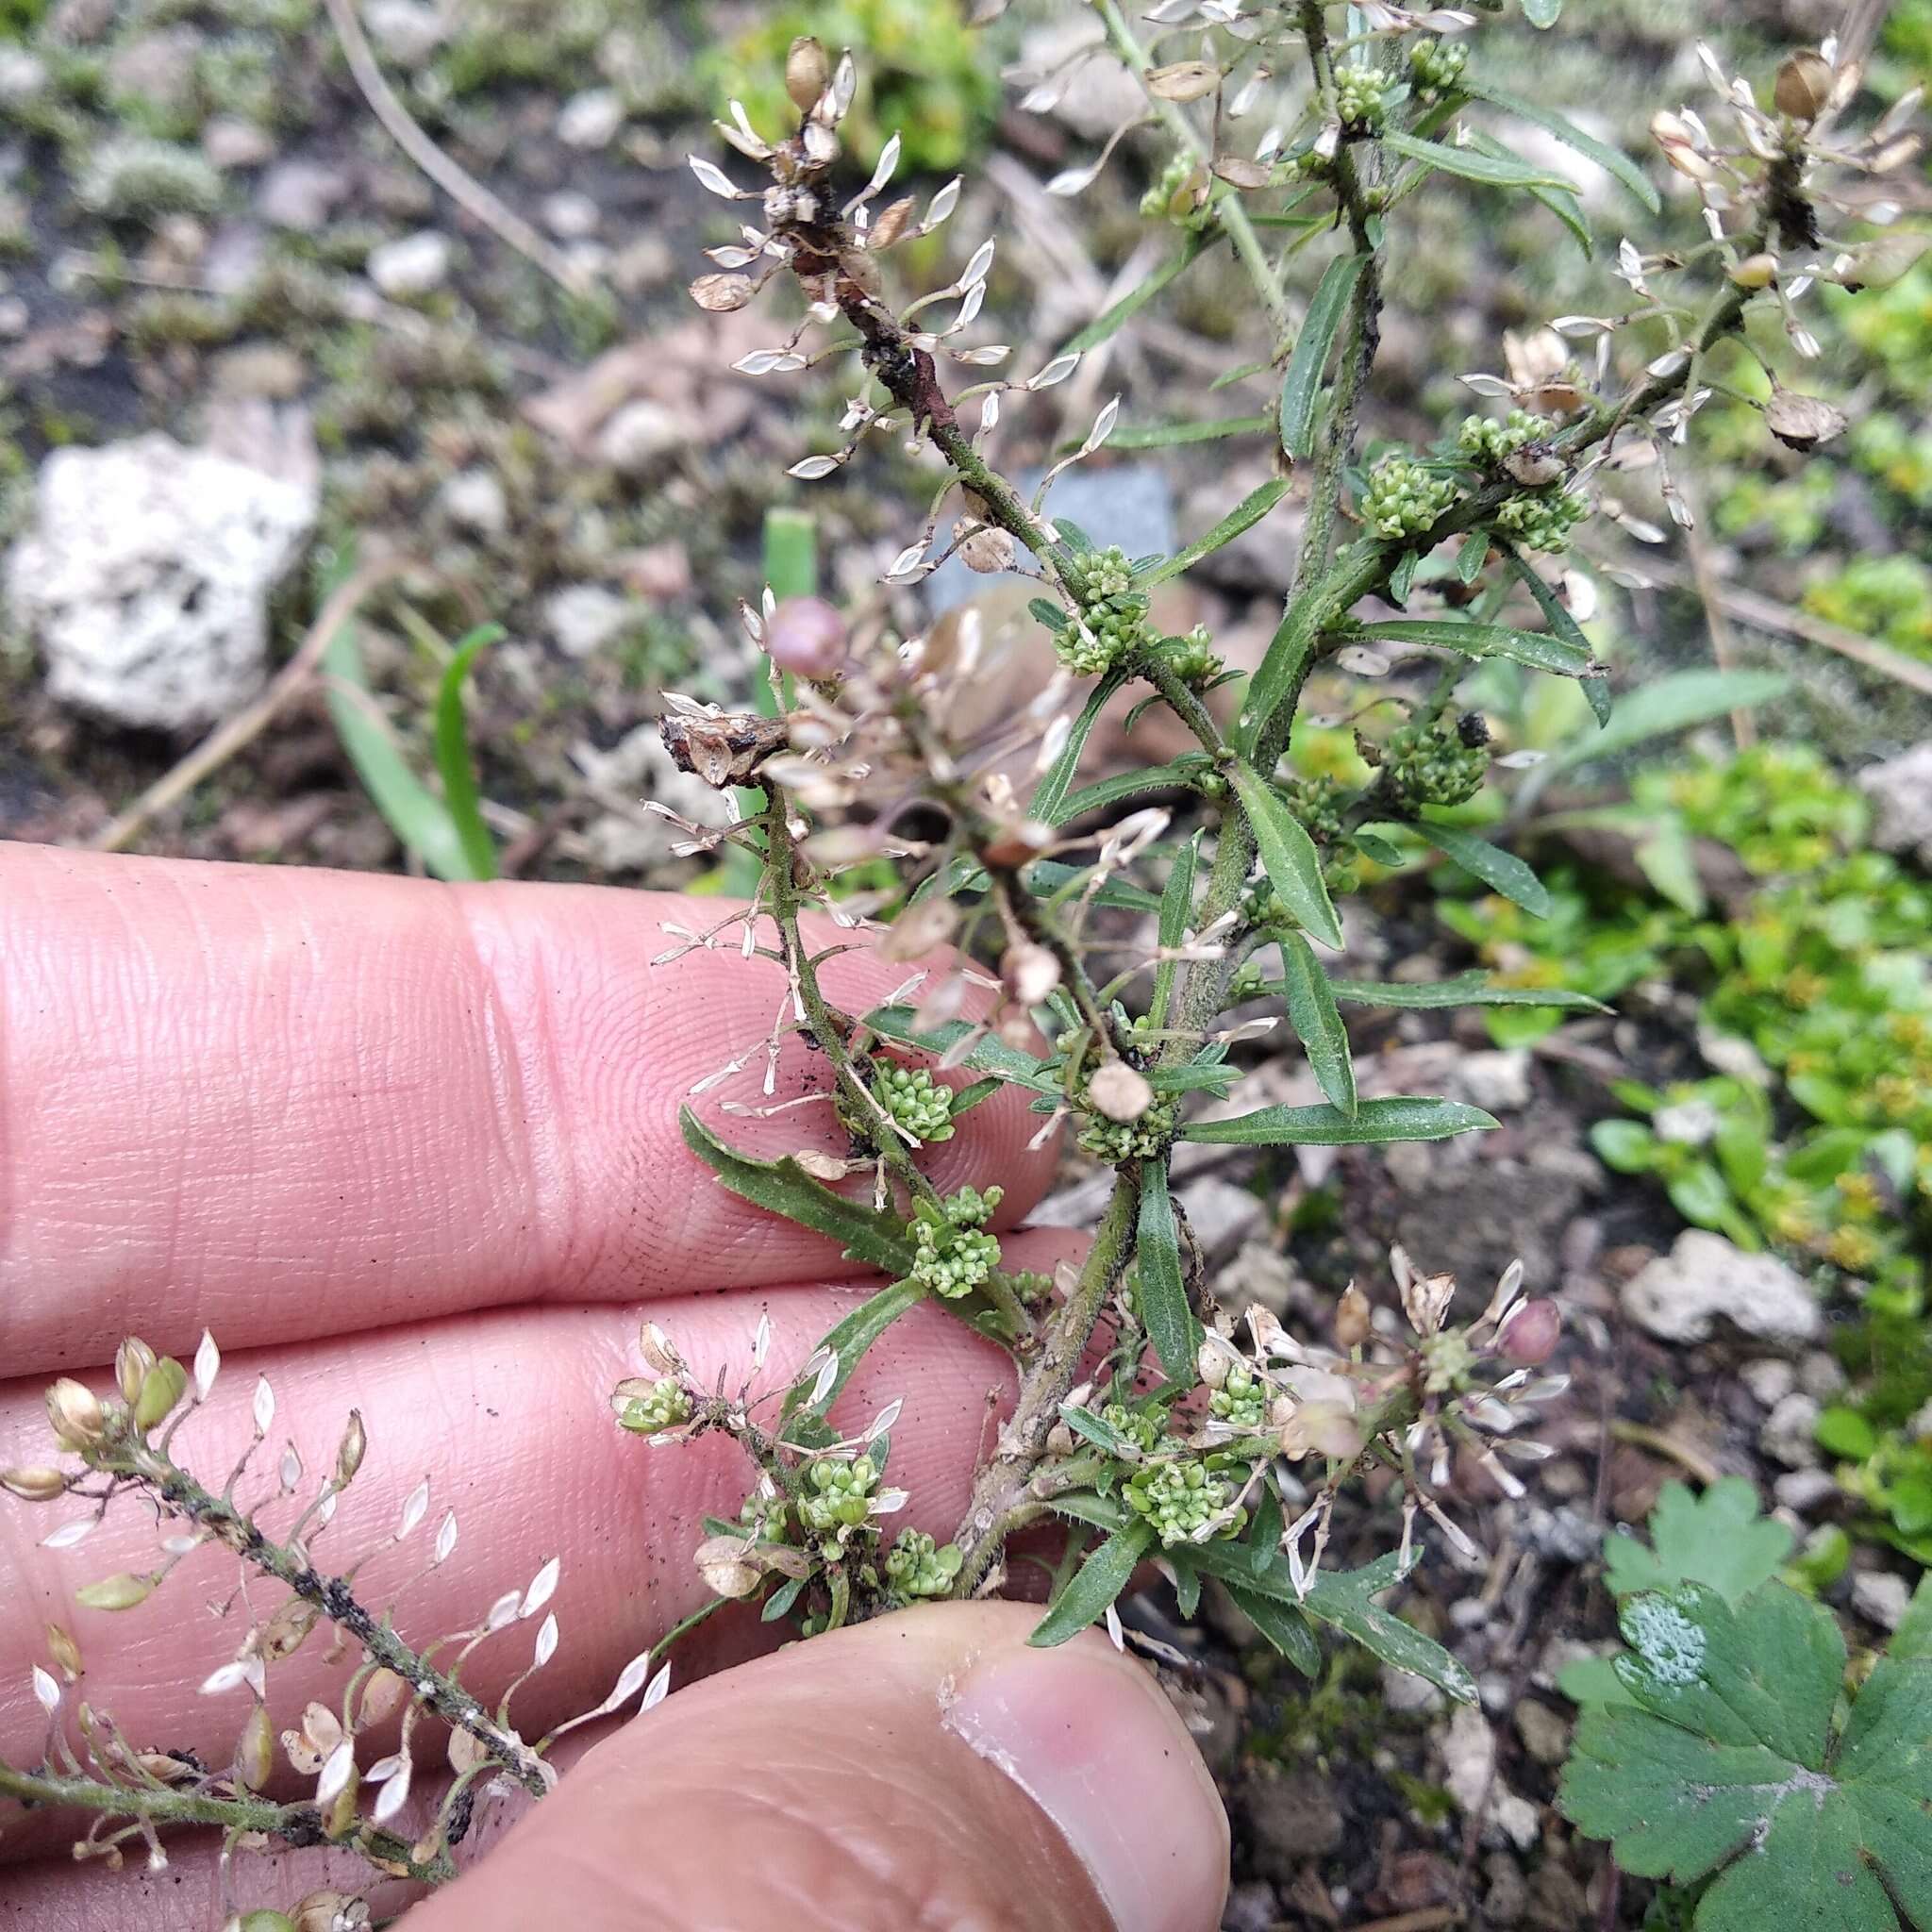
763,596,847,678
1498,1297,1562,1366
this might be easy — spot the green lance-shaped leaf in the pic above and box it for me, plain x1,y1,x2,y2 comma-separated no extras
1184,1095,1497,1147
1149,831,1201,1031
1349,619,1596,679
1462,78,1660,211
1278,253,1368,460
1409,822,1553,918
1136,1163,1199,1383
1277,933,1356,1118
431,624,506,883
1060,230,1219,354
1499,543,1611,724
1324,972,1608,1014
1142,477,1291,587
1222,1581,1321,1675
1302,1555,1478,1704
861,1006,1055,1091
1031,666,1130,822
1381,129,1577,192
1029,1521,1157,1647
778,1279,924,1434
1045,759,1208,827
679,1108,917,1277
1463,129,1593,257
1546,668,1792,773
1102,414,1274,450
1230,760,1344,949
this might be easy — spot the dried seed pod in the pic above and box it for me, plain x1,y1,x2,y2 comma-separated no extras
1088,1060,1155,1124
45,1624,83,1678
959,525,1017,573
1334,1284,1373,1350
46,1378,106,1453
869,194,916,251
115,1337,158,1406
75,1572,153,1611
785,37,830,113
694,1534,766,1599
335,1409,368,1488
690,272,755,312
1,1465,68,1501
358,1668,409,1727
1764,385,1847,451
1774,49,1834,122
1146,59,1221,103
236,1704,275,1791
878,896,960,962
1729,251,1779,289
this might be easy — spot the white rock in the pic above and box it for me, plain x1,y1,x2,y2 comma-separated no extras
595,399,685,474
558,88,625,151
0,295,26,340
363,0,446,63
368,229,452,300
1852,1570,1912,1632
1622,1229,1821,1346
1857,742,1932,869
541,191,600,241
1760,1391,1822,1469
1441,1706,1539,1848
1774,1467,1839,1512
202,116,275,172
0,48,50,106
543,583,631,659
1740,1358,1798,1408
1456,1049,1532,1115
8,434,315,732
441,469,508,538
258,159,348,232
1177,1175,1265,1256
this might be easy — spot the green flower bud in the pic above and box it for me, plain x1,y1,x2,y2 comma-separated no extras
619,1379,693,1436
873,1062,957,1144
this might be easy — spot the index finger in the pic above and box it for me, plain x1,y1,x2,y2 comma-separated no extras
0,845,1055,1374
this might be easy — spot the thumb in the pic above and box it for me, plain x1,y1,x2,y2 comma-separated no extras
408,1601,1228,1932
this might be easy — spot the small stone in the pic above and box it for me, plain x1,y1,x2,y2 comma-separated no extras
541,191,600,241
595,399,685,474
0,295,26,340
543,583,632,659
610,235,676,294
1221,1882,1280,1932
0,49,51,106
1457,1049,1533,1115
202,117,276,172
363,0,446,62
257,159,347,232
1760,1391,1822,1469
440,470,508,538
558,88,625,150
7,433,316,733
1774,1467,1839,1512
1740,1357,1798,1408
1383,1662,1443,1715
1483,1852,1529,1927
1177,1175,1264,1256
1851,1570,1911,1632
1799,1350,1847,1401
1857,742,1932,869
106,27,203,115
1513,1699,1571,1766
367,230,453,301
1217,1241,1294,1321
210,344,307,400
1517,1505,1599,1565
1622,1229,1821,1346
1235,1766,1344,1880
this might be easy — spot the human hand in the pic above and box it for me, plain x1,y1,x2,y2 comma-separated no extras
0,844,1226,1931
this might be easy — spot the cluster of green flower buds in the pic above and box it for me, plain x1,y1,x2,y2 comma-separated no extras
1380,714,1491,812
1361,453,1458,540
1165,623,1224,688
1407,37,1468,99
740,1484,793,1544
908,1185,1004,1299
1101,1400,1165,1454
1140,151,1207,225
618,1377,692,1436
1208,1362,1270,1431
882,1529,965,1599
1058,545,1151,676
800,1454,878,1533
1279,774,1348,845
1124,1456,1249,1547
872,1061,956,1144
1076,1093,1176,1162
1495,484,1590,553
1334,64,1388,131
1457,408,1557,468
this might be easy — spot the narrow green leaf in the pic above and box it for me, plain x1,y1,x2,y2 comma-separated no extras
1184,1095,1498,1146
1303,1555,1477,1703
431,625,503,883
1030,667,1129,821
1465,78,1659,211
1049,1491,1132,1534
1143,1059,1241,1095
1224,1582,1322,1675
1352,618,1595,678
778,1278,924,1431
1278,254,1368,460
762,507,819,599
1382,128,1576,192
1136,1164,1198,1383
1061,231,1217,354
760,1574,806,1622
1029,1522,1156,1646
1462,128,1593,256
1498,544,1611,725
1058,1404,1142,1459
1230,760,1344,949
322,616,473,883
1548,669,1792,772
1143,477,1291,587
862,1006,1054,1091
679,1108,917,1276
1027,596,1069,633
1325,972,1609,1013
1045,759,1206,827
1150,832,1201,1030
1411,821,1553,916
1457,529,1490,584
1099,414,1273,450
1278,933,1356,1118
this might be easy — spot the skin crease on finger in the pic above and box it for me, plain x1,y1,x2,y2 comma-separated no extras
0,847,1059,1371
